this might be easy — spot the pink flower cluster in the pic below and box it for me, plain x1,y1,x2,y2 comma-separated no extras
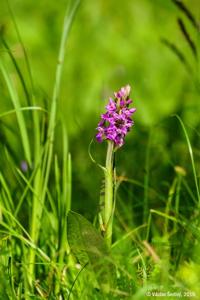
96,85,136,147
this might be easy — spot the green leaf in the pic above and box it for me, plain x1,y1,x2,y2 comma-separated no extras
67,211,115,291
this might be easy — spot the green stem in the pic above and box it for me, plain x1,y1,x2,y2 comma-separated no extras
164,177,177,235
104,141,114,248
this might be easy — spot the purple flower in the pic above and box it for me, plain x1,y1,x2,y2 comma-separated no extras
96,85,136,147
106,98,116,112
20,160,28,172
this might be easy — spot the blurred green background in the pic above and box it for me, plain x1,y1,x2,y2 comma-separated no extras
0,0,200,219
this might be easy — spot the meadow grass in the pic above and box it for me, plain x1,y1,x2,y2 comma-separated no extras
0,0,200,299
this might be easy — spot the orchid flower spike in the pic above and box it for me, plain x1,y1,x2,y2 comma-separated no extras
96,85,136,148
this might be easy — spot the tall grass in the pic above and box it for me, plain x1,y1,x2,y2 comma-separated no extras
0,0,80,298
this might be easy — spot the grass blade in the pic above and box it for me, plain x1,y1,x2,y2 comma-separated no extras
173,114,200,205
177,18,197,59
28,0,81,286
161,38,192,73
0,36,31,105
0,61,32,166
0,106,46,119
6,0,34,92
172,0,199,31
